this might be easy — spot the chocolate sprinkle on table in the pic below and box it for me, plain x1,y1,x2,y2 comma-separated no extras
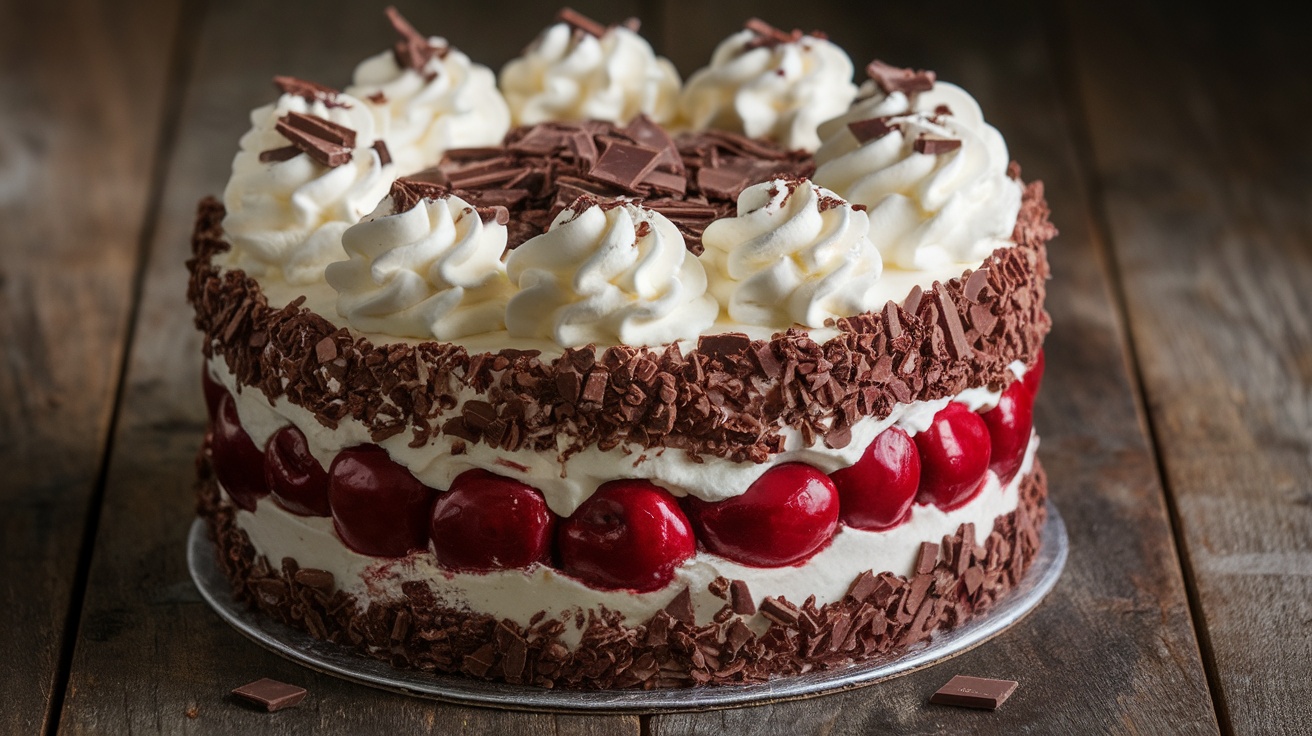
230,678,307,712
929,675,1019,710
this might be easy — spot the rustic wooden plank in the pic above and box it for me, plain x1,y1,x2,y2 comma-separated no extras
0,0,182,732
57,1,642,733
1062,2,1312,733
649,1,1219,733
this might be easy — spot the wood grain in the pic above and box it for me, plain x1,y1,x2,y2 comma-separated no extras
1062,1,1312,733
55,1,642,733
649,1,1220,733
0,0,181,732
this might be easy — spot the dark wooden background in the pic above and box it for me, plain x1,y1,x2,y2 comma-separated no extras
3,0,1307,732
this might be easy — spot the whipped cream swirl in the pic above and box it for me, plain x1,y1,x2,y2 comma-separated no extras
222,92,394,284
679,29,857,152
505,200,718,347
499,22,681,126
324,191,512,339
813,80,1021,269
703,178,883,328
347,44,510,173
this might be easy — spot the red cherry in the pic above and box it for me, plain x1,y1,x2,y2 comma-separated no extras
684,463,839,567
830,426,921,531
913,403,992,511
211,392,269,512
430,469,556,572
558,480,695,592
981,380,1034,485
265,425,331,517
329,445,437,558
201,366,225,419
1021,349,1045,398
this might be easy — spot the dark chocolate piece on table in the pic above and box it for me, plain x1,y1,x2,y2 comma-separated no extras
929,675,1018,710
231,678,307,712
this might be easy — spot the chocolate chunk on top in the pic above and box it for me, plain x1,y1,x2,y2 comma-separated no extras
272,75,348,108
929,675,1018,710
231,678,307,712
273,112,357,168
589,141,662,191
866,60,937,95
914,135,963,155
386,6,448,70
848,116,900,144
556,7,607,38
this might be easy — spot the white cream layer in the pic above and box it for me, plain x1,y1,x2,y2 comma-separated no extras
230,433,1035,649
211,356,1024,517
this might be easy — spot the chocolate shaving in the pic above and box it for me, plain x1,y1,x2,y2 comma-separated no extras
258,145,300,164
866,60,937,95
274,112,356,168
848,116,900,144
273,75,347,108
556,7,607,38
914,135,963,155
386,6,448,70
743,18,803,50
372,140,392,167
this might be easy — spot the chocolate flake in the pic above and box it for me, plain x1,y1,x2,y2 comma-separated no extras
914,135,963,155
386,6,448,70
915,542,939,575
231,678,307,712
664,587,695,624
372,140,392,167
258,145,301,164
274,112,356,168
589,141,661,191
848,116,899,144
866,60,936,95
556,7,607,38
759,596,800,626
273,75,347,107
730,580,755,615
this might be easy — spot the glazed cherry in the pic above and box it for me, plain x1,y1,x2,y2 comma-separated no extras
265,425,331,517
913,402,992,511
201,367,225,419
981,380,1034,485
684,463,839,567
211,392,269,511
558,480,695,592
429,469,556,572
329,445,437,558
830,426,921,531
1021,349,1046,398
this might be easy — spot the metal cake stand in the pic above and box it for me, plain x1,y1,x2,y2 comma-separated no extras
188,503,1067,712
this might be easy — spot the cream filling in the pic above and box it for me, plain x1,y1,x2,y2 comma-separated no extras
212,356,1024,517
230,433,1035,649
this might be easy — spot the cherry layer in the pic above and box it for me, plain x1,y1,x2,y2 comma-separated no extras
684,463,839,567
430,469,555,572
913,402,992,511
1021,349,1045,398
265,425,331,517
830,426,921,531
201,366,225,419
329,445,437,558
558,480,695,592
211,392,268,512
981,380,1034,485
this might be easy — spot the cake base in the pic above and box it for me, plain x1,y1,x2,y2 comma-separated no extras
192,448,1058,702
188,496,1064,711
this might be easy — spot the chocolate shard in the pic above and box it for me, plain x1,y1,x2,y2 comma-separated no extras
372,139,392,167
258,145,301,164
759,596,799,626
743,17,803,49
929,675,1018,710
914,135,963,155
273,75,347,107
915,541,940,575
729,580,755,615
231,678,307,712
589,141,661,191
664,587,696,624
697,332,751,362
389,178,449,214
274,112,356,168
556,7,607,38
847,116,900,144
866,60,937,95
386,6,447,70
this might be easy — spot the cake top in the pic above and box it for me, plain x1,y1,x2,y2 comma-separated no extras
214,7,1023,353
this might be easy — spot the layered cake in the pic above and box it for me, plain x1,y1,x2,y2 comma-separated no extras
190,8,1056,688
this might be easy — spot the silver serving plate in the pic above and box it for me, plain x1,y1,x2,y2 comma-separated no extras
188,502,1067,712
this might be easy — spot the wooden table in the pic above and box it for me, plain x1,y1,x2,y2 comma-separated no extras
4,0,1307,732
